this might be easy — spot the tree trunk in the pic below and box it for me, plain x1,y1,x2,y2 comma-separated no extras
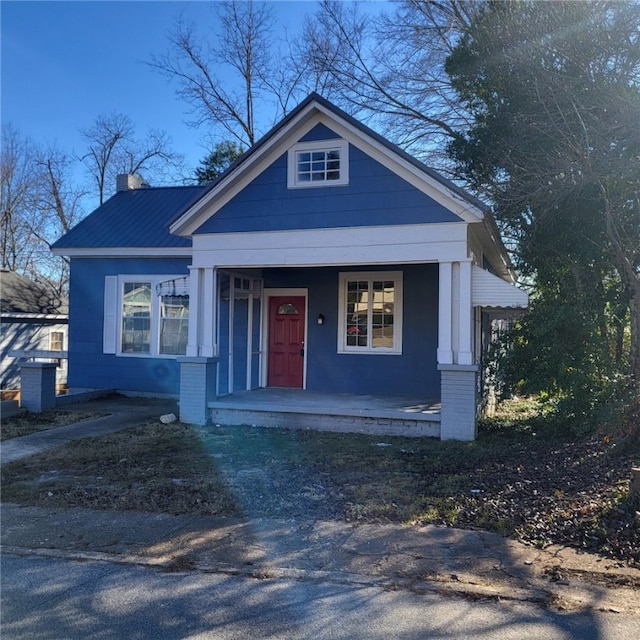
602,191,640,386
628,277,640,387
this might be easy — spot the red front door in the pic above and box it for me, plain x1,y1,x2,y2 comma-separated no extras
267,296,305,388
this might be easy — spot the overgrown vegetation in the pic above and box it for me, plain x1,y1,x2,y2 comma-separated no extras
2,401,638,566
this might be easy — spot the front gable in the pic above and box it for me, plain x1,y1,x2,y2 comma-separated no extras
194,124,461,234
170,94,485,238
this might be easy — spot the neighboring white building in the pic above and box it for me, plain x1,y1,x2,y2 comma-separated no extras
0,269,68,391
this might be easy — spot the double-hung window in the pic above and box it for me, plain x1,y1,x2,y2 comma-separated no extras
49,330,65,351
287,139,349,188
338,272,403,354
104,275,189,357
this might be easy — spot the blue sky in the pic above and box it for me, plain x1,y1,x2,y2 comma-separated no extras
1,0,324,183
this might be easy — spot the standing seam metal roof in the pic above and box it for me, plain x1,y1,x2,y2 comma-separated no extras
51,185,208,250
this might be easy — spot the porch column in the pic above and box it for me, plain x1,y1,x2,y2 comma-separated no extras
438,260,473,366
20,362,57,412
437,262,453,364
186,266,201,357
438,364,478,441
181,266,219,425
457,260,473,366
201,267,217,358
178,357,218,426
437,260,478,441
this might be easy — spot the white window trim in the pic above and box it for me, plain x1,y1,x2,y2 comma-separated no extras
49,329,66,351
106,275,189,358
287,139,349,189
337,271,403,355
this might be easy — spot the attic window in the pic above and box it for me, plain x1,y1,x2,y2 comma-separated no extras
287,139,349,189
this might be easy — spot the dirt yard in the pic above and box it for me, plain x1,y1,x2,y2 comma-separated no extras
2,401,638,568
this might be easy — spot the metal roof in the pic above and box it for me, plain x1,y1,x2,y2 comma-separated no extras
51,185,208,251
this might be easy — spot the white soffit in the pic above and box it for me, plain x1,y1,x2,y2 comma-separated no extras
472,266,528,309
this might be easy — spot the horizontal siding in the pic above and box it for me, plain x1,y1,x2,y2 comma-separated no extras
66,257,190,395
195,145,460,234
300,123,340,142
0,320,68,389
262,264,440,399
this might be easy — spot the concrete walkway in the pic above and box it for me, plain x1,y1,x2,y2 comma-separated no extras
0,396,177,465
1,396,639,615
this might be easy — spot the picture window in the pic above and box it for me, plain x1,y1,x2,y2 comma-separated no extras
338,272,403,354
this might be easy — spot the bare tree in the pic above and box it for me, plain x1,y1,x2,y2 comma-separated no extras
33,147,86,294
301,0,482,166
80,112,181,204
149,0,277,147
1,125,41,275
0,127,84,294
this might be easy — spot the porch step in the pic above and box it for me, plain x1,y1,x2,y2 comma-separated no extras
208,391,441,438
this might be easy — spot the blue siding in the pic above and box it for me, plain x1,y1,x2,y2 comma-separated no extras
300,123,340,142
67,257,190,395
194,145,460,234
263,264,440,399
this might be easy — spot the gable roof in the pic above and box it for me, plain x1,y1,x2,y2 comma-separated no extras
51,185,207,255
169,93,489,237
0,270,67,316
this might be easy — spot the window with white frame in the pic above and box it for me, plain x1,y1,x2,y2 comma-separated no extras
337,272,403,354
287,139,349,188
104,275,189,357
122,282,152,353
49,330,65,351
159,293,189,355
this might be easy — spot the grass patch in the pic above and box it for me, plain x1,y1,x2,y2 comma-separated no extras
1,421,240,516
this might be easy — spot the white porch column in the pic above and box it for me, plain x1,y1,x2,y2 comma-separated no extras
186,266,202,357
457,260,473,366
201,267,217,358
437,261,453,365
180,266,219,425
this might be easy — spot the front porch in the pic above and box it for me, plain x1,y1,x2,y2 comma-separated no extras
208,388,441,438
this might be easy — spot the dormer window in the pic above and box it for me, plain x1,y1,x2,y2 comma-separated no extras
287,139,349,188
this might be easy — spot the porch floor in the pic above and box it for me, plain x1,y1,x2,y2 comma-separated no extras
208,389,441,438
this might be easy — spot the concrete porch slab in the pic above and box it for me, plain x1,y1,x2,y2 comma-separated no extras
208,389,441,438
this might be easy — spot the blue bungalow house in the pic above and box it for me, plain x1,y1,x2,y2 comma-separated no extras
52,94,527,440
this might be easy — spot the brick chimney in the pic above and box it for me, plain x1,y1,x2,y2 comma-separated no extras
116,174,145,192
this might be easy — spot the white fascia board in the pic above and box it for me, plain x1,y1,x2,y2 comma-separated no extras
171,101,484,237
170,104,320,237
468,222,515,282
191,223,469,269
51,247,193,258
